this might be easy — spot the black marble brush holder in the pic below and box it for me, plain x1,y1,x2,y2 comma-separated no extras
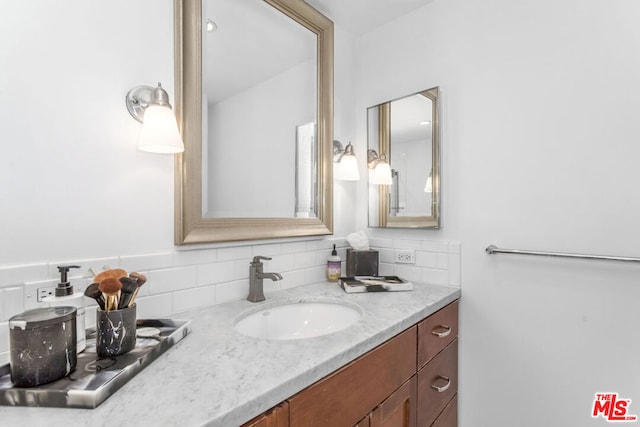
96,304,136,357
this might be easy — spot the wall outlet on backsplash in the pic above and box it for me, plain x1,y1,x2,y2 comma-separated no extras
24,279,58,310
24,278,87,311
38,285,56,302
394,250,416,264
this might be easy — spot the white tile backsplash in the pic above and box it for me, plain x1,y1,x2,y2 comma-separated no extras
196,261,236,286
0,264,48,288
3,287,24,321
136,294,173,318
215,279,249,304
173,285,217,313
0,236,460,359
120,252,173,273
217,246,251,262
146,266,197,294
372,237,461,289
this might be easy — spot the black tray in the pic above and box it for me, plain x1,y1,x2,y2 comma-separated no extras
0,318,191,408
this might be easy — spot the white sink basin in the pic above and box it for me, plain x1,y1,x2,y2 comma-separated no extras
234,299,362,340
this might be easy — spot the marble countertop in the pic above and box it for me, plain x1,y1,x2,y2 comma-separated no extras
0,281,460,427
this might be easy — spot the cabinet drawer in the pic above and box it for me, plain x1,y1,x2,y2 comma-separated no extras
417,339,458,427
289,327,417,427
431,395,457,427
417,301,458,369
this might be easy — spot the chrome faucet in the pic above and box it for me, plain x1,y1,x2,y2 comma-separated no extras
247,256,283,302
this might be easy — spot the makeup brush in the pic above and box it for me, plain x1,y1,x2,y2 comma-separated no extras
118,277,139,309
84,282,105,310
98,278,122,311
94,268,127,284
127,272,147,307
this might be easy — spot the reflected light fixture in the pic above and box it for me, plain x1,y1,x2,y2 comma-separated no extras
125,82,185,154
367,149,393,185
206,19,218,32
333,140,360,181
424,169,433,193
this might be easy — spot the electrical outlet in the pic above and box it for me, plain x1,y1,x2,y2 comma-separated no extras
38,286,56,302
24,279,58,310
394,249,416,264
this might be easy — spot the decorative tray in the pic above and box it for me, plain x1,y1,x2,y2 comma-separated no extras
0,318,191,409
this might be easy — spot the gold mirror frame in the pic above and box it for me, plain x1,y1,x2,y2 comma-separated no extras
174,0,334,244
369,87,440,229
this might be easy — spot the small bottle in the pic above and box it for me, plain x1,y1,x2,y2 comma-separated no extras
327,244,341,282
43,265,86,353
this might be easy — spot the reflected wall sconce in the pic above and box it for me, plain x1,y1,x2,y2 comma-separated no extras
424,169,433,193
125,82,185,154
333,140,360,181
367,149,393,185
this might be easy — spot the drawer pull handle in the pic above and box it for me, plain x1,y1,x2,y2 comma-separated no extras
431,375,451,393
431,325,451,338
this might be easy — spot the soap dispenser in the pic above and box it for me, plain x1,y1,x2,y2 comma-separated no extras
327,244,341,282
43,265,86,353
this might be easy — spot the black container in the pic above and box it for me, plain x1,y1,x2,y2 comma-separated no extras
9,306,77,387
96,304,137,357
346,249,379,276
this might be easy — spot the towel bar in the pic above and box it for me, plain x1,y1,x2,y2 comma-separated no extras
485,245,640,263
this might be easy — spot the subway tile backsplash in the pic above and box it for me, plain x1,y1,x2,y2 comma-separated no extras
0,237,460,358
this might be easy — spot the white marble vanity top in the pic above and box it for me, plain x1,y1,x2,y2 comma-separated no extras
0,281,460,427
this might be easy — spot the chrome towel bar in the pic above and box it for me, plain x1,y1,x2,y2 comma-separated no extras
485,245,640,264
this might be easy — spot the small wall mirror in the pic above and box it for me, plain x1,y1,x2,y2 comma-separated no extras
174,0,334,244
367,87,440,228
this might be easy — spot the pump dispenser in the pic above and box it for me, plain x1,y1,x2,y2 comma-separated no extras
327,244,341,282
56,265,79,296
43,265,86,353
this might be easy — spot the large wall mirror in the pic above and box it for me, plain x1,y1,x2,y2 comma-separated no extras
174,0,334,244
367,87,440,229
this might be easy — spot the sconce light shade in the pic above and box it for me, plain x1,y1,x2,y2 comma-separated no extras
367,149,393,185
338,154,360,181
424,170,433,193
333,140,360,181
372,161,393,185
137,104,184,153
126,83,184,154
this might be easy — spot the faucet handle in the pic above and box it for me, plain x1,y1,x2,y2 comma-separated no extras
252,255,272,264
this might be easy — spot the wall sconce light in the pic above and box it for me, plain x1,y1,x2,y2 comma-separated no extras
333,140,360,181
367,149,393,185
424,169,433,193
125,83,184,154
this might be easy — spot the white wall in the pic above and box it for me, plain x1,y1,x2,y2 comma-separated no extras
355,0,640,426
0,0,357,264
0,0,368,360
207,60,315,218
0,0,177,264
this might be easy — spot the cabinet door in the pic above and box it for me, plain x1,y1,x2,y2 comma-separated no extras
289,327,417,427
242,402,289,427
370,377,417,427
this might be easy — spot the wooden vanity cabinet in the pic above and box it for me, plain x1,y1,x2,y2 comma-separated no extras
242,402,289,427
241,300,459,427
